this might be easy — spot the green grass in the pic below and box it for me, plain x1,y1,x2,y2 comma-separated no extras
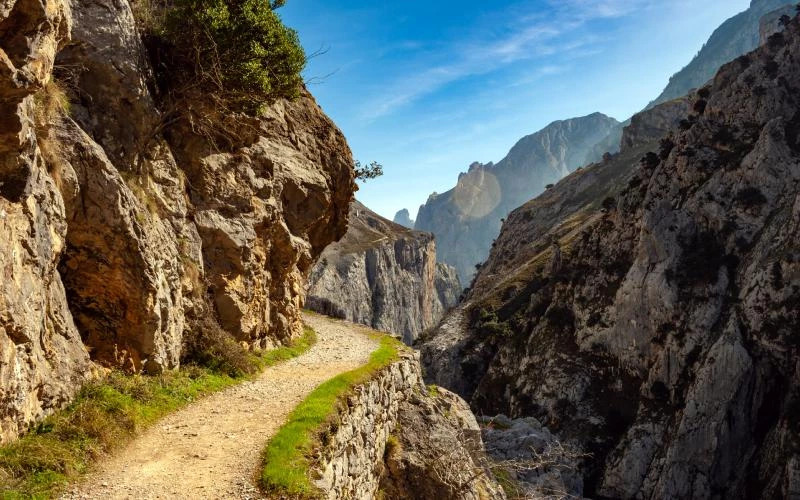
491,467,525,500
260,334,403,498
0,327,317,499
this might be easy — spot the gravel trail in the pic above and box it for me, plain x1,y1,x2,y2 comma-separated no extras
62,313,377,500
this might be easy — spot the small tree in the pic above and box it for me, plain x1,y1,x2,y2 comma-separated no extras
142,0,306,114
354,161,384,181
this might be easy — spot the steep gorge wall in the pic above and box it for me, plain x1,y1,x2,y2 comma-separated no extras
0,0,355,442
649,0,794,108
307,202,460,344
423,17,800,499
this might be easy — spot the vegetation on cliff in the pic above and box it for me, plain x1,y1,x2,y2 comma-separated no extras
135,0,305,113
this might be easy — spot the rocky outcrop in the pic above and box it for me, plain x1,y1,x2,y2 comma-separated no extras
307,201,460,344
479,415,584,499
421,96,688,397
312,349,503,500
649,0,793,108
0,0,94,443
0,0,355,441
393,208,414,228
760,5,796,44
415,113,620,283
422,15,800,499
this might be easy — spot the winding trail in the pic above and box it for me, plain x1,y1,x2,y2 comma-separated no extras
62,313,377,500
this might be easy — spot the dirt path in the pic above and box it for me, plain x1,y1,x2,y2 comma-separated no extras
62,313,377,500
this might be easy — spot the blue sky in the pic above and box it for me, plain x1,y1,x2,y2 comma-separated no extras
280,0,750,220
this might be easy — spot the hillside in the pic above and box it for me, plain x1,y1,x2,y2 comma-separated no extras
422,15,800,498
649,0,794,107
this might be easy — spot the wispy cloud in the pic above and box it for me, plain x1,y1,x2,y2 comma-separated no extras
360,0,651,120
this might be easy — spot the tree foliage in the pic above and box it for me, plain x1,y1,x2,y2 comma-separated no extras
354,160,384,181
144,0,305,114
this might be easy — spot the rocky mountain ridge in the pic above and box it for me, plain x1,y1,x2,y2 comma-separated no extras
415,112,620,283
648,0,794,108
422,14,800,499
307,201,460,344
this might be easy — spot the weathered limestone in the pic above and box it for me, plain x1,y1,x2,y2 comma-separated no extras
415,113,620,283
0,0,355,440
0,0,93,443
307,201,461,344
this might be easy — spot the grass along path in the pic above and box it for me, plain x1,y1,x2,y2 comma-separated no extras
0,328,317,500
54,313,377,499
260,334,402,497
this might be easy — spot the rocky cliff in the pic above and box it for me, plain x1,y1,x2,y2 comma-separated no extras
307,201,460,344
415,113,620,283
422,15,800,499
0,0,355,442
649,0,794,108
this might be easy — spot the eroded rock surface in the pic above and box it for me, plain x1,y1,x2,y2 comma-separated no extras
423,16,800,499
649,0,794,108
393,208,414,228
307,201,460,344
0,0,355,440
0,0,93,443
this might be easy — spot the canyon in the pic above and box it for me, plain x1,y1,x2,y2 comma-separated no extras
2,0,800,498
415,113,620,283
422,11,800,499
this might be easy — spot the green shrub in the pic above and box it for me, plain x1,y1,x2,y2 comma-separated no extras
141,0,305,113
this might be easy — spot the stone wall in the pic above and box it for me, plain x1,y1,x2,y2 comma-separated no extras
311,350,503,500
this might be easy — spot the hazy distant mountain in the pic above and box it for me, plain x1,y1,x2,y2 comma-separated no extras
415,112,619,283
648,0,794,108
393,208,415,228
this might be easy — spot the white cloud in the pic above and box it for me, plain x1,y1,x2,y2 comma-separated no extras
360,0,649,120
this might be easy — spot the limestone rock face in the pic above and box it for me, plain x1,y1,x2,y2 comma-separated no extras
0,0,355,440
41,116,184,373
760,5,796,45
307,201,460,344
480,415,584,499
381,388,506,500
0,0,93,444
165,93,355,346
415,113,620,284
421,97,688,397
423,17,800,499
